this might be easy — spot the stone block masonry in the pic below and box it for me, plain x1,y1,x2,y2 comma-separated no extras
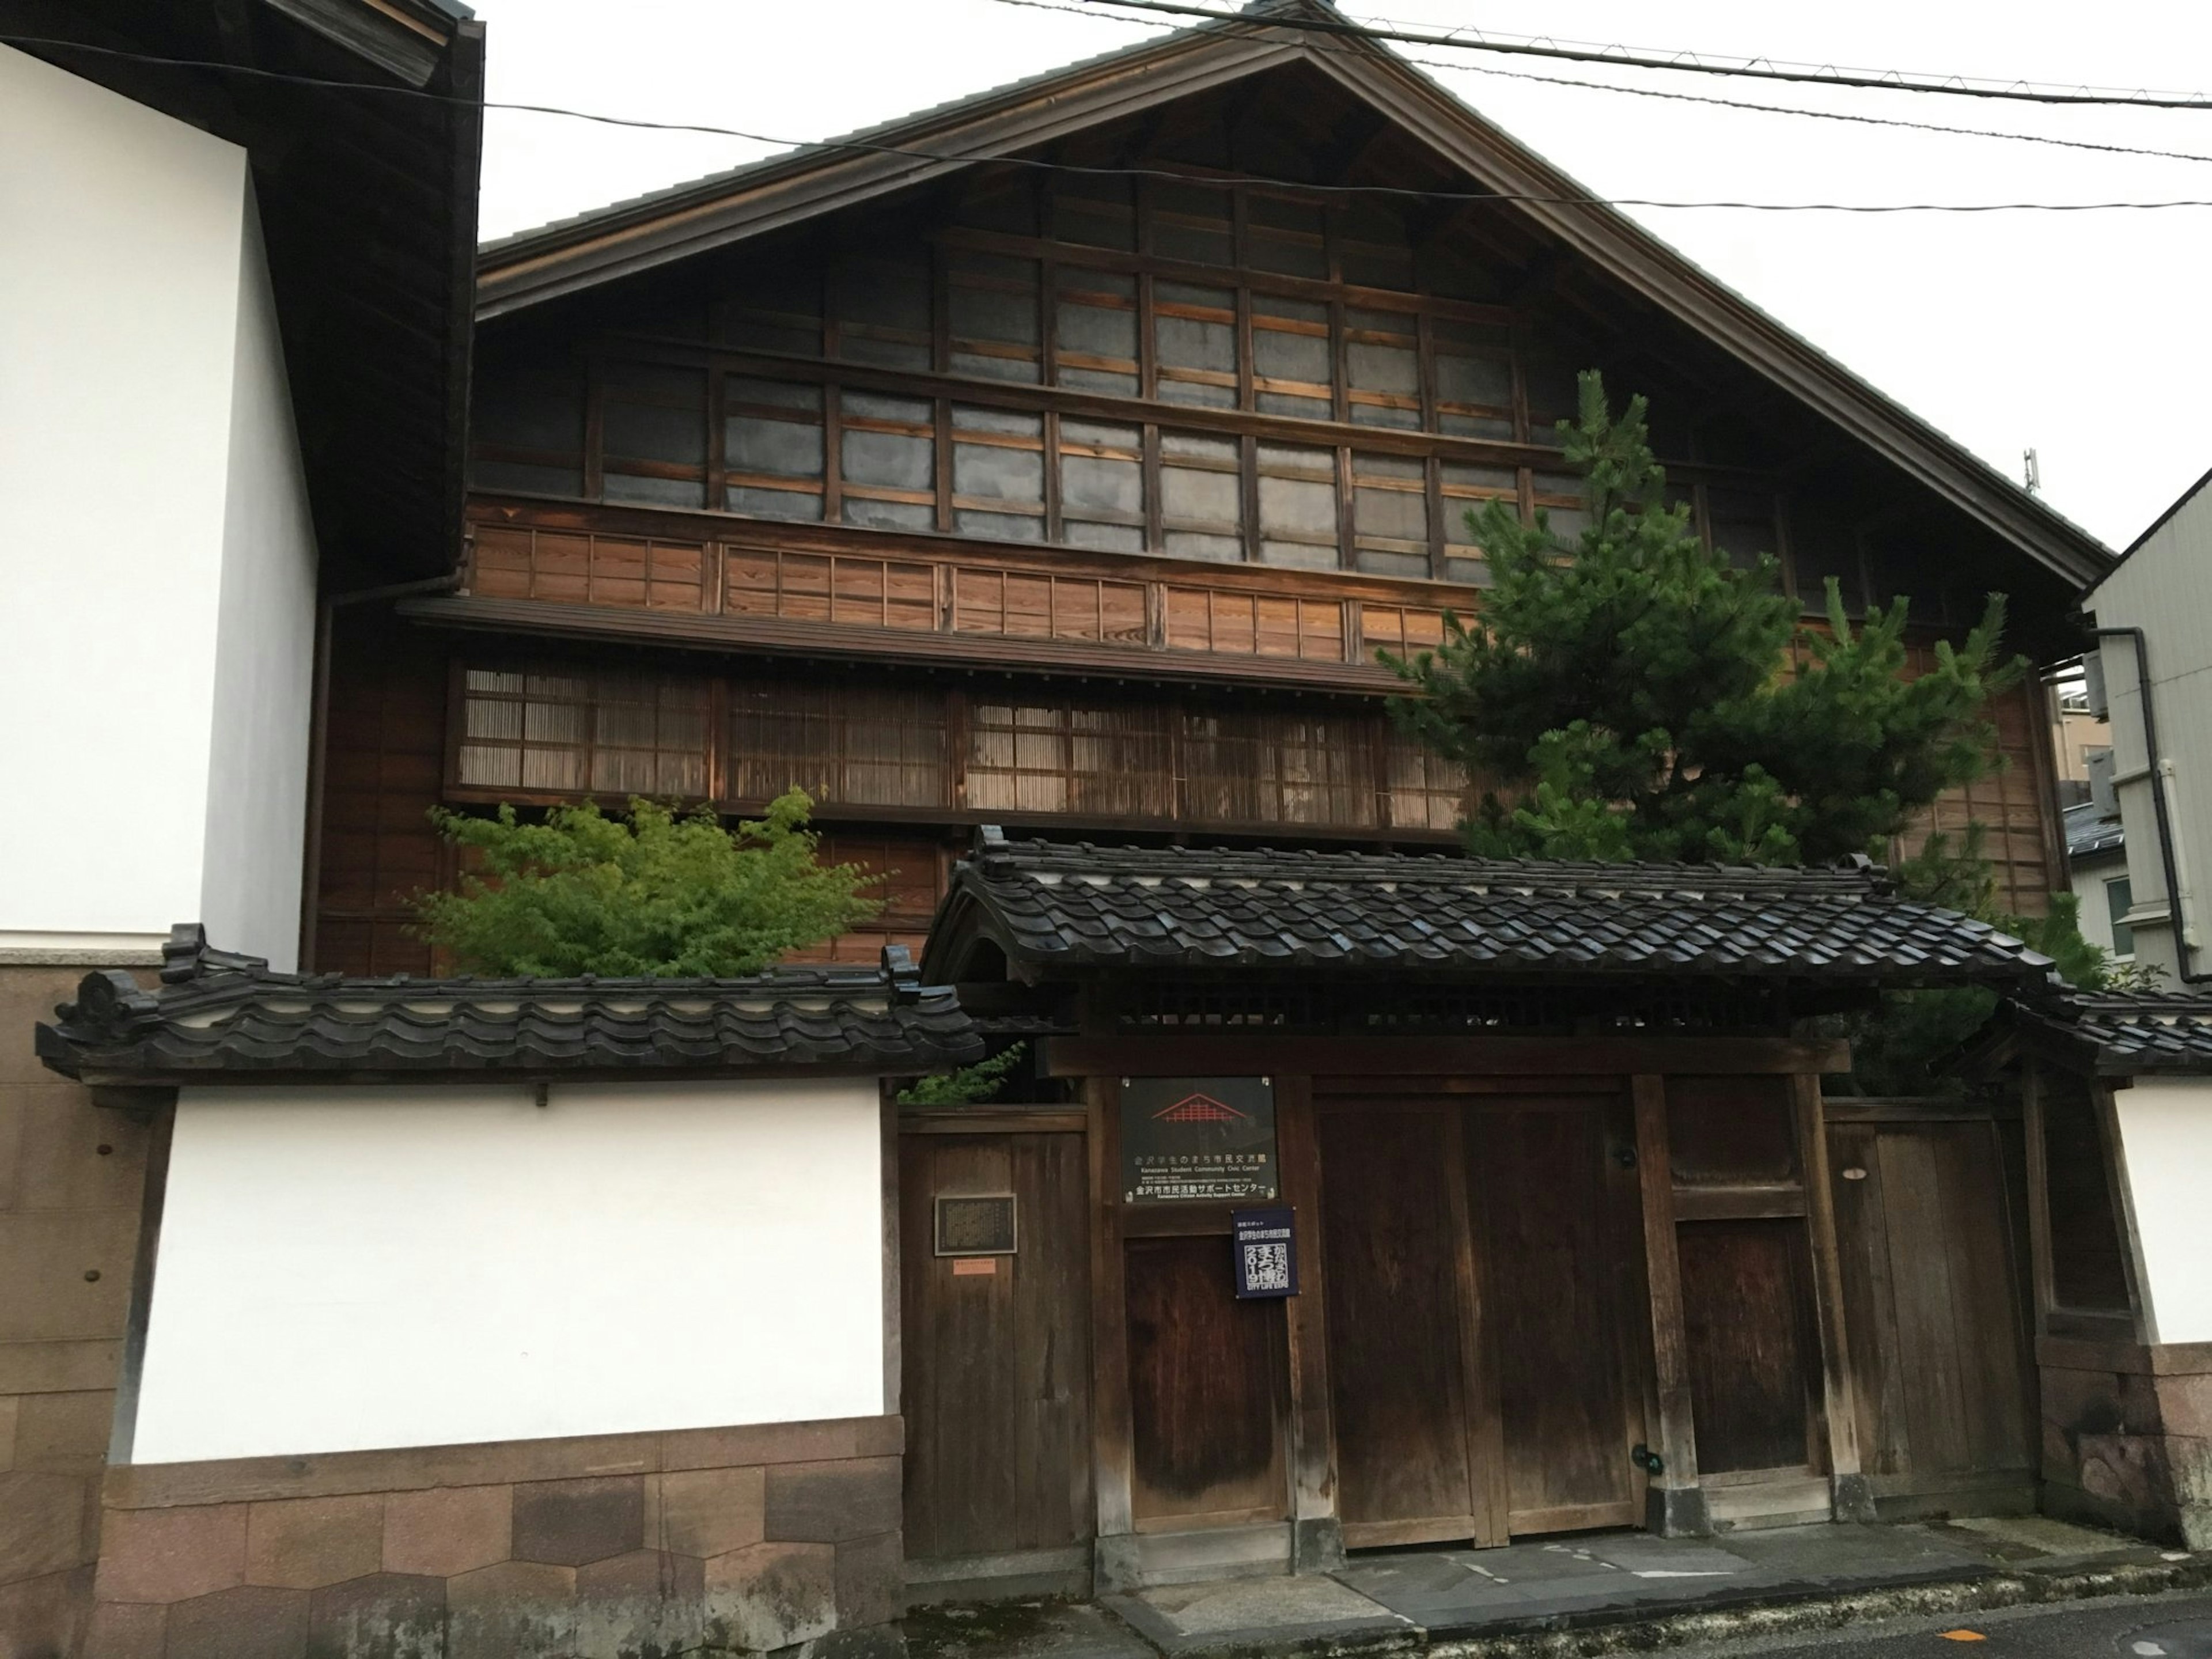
2037,1337,2212,1550
0,960,158,1659
83,1414,907,1658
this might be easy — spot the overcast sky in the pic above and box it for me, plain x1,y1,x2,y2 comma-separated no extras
472,0,2212,552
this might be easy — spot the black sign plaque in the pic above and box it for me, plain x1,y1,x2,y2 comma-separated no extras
1232,1206,1298,1298
1119,1075,1278,1204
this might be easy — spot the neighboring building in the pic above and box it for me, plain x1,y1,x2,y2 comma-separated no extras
312,0,2110,982
2066,798,2131,961
0,4,481,1650
2082,465,2212,986
2051,679,2112,806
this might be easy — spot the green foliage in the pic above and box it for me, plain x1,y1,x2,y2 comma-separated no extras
896,1043,1029,1107
1842,830,2147,1096
410,791,881,978
1383,371,2023,866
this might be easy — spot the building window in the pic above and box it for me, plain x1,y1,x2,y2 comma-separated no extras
2107,876,2135,958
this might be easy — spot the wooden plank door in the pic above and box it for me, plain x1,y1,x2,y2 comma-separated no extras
1465,1096,1650,1534
1319,1105,1503,1548
1828,1114,2036,1513
900,1130,1093,1563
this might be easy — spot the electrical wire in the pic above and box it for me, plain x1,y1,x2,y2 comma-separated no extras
984,0,2212,167
12,31,2212,213
1063,0,2212,109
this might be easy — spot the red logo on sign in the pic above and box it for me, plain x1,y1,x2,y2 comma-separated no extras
1154,1093,1249,1123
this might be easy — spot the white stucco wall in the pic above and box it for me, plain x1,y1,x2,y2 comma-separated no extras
0,47,316,966
130,1079,889,1464
2110,1077,2212,1345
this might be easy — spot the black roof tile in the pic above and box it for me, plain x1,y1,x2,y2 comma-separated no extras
2010,987,2212,1075
925,830,2054,987
38,925,981,1083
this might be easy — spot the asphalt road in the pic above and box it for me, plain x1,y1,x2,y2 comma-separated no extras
1666,1592,2212,1658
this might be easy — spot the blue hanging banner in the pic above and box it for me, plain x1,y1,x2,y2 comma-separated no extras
1232,1206,1298,1299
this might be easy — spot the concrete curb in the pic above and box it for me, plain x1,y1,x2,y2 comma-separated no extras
1127,1554,2212,1659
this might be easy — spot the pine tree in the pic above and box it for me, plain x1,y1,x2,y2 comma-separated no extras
1384,371,2021,868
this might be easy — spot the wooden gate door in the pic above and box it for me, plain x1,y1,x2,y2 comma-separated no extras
1466,1096,1649,1535
900,1127,1092,1571
1320,1092,1647,1547
1827,1109,2037,1516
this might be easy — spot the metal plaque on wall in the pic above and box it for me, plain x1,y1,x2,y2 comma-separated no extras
1119,1075,1278,1203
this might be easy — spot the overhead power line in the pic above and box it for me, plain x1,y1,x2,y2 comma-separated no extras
12,32,2212,213
1067,0,2212,109
984,0,2212,166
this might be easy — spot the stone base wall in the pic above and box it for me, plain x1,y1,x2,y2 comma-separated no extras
2038,1336,2212,1549
85,1415,906,1659
1,959,155,1659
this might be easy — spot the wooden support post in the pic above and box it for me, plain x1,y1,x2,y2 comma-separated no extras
1792,1072,1874,1521
1086,1073,1138,1592
2022,1065,2057,1340
1631,1074,1709,1536
1275,1075,1346,1572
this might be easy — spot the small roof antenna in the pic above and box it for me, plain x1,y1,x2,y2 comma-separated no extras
2023,448,2041,495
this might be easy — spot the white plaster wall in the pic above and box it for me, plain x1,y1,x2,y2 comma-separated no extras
2111,1077,2212,1345
198,189,319,971
131,1079,888,1464
0,47,315,965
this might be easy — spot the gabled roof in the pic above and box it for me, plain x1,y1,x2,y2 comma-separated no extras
923,828,2053,987
37,925,980,1085
476,0,2109,590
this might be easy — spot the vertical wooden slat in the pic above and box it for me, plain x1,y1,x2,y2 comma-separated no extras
2021,1066,2056,1338
1450,1106,1510,1544
1794,1071,1868,1514
1276,1074,1342,1567
1088,1073,1134,1542
1631,1074,1703,1529
2093,1080,2160,1344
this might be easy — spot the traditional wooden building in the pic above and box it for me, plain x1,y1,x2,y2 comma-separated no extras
310,0,2108,980
904,832,2059,1597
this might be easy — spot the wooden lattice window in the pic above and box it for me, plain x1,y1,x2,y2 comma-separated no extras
965,700,1175,819
839,390,936,532
1344,306,1421,431
1256,442,1339,571
1440,460,1518,586
600,363,706,510
1252,292,1334,420
1054,266,1139,396
832,251,932,372
948,252,1041,385
950,404,1046,543
1057,419,1146,553
1433,317,1517,441
1159,430,1244,563
1180,708,1378,828
456,668,710,797
725,682,951,808
1153,281,1238,410
1383,729,1471,832
722,376,824,522
1350,452,1430,578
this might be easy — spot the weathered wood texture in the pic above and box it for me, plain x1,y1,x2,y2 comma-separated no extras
1318,1092,1645,1544
1319,1106,1487,1543
1827,1114,2036,1504
1123,1235,1287,1527
1677,1221,1818,1475
1468,1096,1646,1532
899,1130,1094,1561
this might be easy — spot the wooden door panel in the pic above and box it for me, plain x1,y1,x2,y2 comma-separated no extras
901,1131,1092,1560
1829,1116,2035,1497
1677,1219,1818,1474
1467,1097,1645,1532
1125,1234,1286,1526
1319,1107,1487,1541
